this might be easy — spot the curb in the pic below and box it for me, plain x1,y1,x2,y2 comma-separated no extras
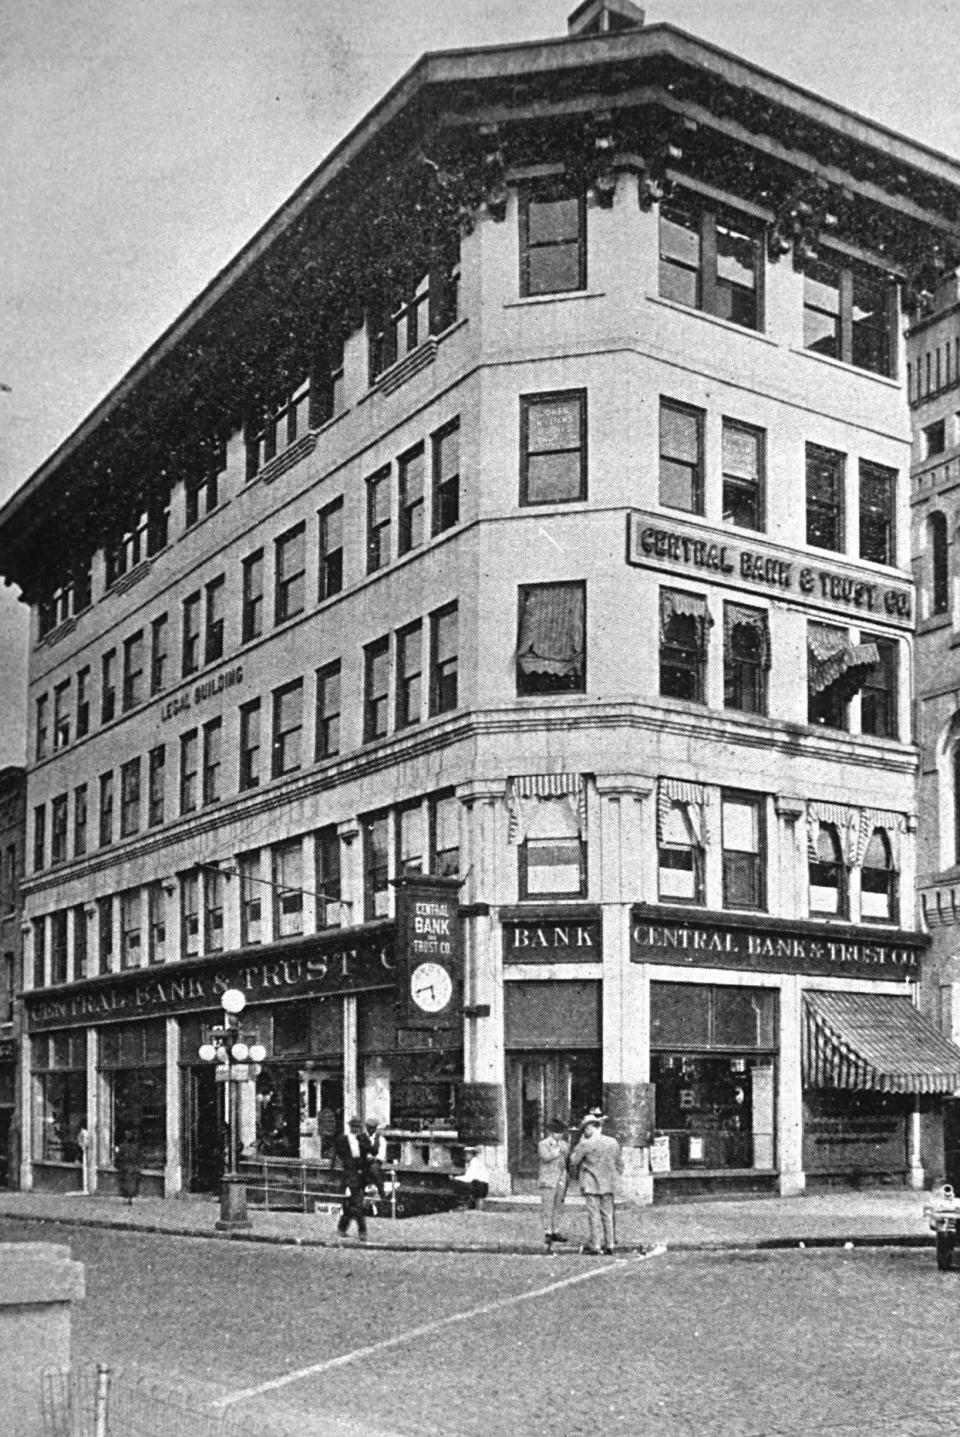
0,1208,937,1257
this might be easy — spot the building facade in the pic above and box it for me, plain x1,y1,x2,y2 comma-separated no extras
4,2,960,1203
0,766,26,1188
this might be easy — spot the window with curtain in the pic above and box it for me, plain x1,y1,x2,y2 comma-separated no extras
809,824,847,918
861,829,897,923
660,589,708,703
660,400,704,514
723,603,769,715
658,796,704,905
516,582,585,696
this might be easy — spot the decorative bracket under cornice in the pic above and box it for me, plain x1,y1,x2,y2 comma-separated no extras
767,178,842,266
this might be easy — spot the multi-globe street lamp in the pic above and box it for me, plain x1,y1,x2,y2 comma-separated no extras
198,988,266,1231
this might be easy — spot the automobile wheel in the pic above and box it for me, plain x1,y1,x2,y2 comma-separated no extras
936,1232,954,1271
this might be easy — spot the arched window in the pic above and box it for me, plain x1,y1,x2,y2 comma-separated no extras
861,828,897,924
930,510,949,615
810,824,846,918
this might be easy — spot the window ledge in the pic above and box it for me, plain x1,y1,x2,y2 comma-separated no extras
789,345,900,389
504,290,605,309
38,615,78,650
106,557,153,599
645,295,777,346
918,613,953,636
260,431,317,486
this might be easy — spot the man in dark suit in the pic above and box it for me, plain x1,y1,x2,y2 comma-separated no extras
335,1116,371,1240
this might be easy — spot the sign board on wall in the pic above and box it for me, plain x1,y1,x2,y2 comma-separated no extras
502,914,602,963
394,875,463,1030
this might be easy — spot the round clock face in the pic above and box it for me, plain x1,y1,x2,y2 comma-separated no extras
410,961,453,1013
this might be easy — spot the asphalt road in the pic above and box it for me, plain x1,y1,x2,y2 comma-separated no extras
4,1220,960,1437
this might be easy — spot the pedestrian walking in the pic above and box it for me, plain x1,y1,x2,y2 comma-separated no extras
365,1118,388,1204
334,1117,371,1240
537,1117,570,1247
115,1130,142,1205
568,1111,622,1254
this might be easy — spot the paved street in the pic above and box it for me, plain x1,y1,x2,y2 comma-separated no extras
4,1218,960,1436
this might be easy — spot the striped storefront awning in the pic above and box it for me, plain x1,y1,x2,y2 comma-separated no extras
803,991,960,1096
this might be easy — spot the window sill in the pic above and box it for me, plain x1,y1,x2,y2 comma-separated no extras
363,318,467,401
504,290,605,309
645,295,777,346
789,345,900,389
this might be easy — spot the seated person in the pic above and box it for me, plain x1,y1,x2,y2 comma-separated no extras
452,1146,489,1209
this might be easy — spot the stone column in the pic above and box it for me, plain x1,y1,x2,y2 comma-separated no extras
342,994,359,1122
337,820,361,930
908,1097,925,1190
596,773,655,1204
775,794,806,920
19,1029,33,1191
86,1027,99,1192
457,780,508,1192
0,1244,85,1437
164,1017,182,1196
778,974,805,1196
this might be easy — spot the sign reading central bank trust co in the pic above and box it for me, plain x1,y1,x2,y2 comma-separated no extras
630,907,922,981
626,511,913,628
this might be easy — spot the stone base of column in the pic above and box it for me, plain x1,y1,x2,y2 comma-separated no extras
618,1145,653,1205
487,1163,512,1198
215,1174,252,1231
603,1081,655,1147
907,1163,926,1191
778,1169,806,1197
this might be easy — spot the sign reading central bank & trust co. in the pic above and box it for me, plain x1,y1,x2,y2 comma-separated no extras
626,511,913,629
26,924,395,1032
630,907,922,981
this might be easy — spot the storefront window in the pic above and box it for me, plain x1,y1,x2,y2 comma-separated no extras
99,1020,166,1171
650,982,777,1173
253,1000,344,1162
32,1031,87,1164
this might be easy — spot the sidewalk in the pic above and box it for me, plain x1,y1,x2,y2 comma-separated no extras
0,1184,939,1255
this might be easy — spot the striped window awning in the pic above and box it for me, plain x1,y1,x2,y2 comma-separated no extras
803,991,960,1096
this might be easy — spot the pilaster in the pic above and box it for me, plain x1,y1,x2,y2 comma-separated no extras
778,974,805,1196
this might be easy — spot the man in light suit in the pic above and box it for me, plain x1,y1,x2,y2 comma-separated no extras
568,1111,623,1255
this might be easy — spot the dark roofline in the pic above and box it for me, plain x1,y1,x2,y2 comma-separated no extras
3,21,960,540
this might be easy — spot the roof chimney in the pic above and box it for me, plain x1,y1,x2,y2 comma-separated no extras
568,0,645,35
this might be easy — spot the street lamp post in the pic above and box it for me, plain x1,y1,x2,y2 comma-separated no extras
198,988,266,1232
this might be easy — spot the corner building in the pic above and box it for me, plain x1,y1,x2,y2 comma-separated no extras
5,0,960,1203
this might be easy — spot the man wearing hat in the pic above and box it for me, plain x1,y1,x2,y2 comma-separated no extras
334,1117,372,1240
537,1118,570,1247
568,1110,623,1255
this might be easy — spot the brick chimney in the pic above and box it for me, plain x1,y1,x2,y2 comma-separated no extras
568,0,645,35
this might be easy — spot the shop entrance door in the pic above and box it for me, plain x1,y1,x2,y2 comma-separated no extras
506,1052,601,1178
188,1066,223,1193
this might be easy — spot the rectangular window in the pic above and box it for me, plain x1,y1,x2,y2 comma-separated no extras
51,795,68,865
368,247,459,381
120,757,141,837
397,802,425,877
318,500,343,601
181,873,199,959
98,896,113,975
53,680,71,750
367,467,391,573
120,889,142,970
33,805,45,872
204,577,225,665
147,745,165,827
238,851,262,946
315,825,342,929
722,419,764,531
658,796,704,905
35,694,49,760
660,400,704,514
860,635,898,740
184,442,223,526
430,792,460,877
519,834,586,900
660,199,762,330
76,667,90,738
241,550,264,643
33,917,46,988
721,793,765,911
516,582,586,696
271,679,303,777
803,253,894,377
859,461,896,566
432,420,460,535
203,868,224,953
101,650,117,724
310,335,345,428
179,730,198,814
147,882,166,965
246,378,311,479
73,905,88,981
520,179,586,297
808,622,851,731
50,911,68,985
660,589,708,703
520,391,587,506
73,784,87,858
181,593,201,676
239,699,261,789
723,603,769,715
202,717,222,805
925,419,947,458
150,615,168,695
430,602,459,715
273,839,303,938
275,523,306,625
2,845,13,914
396,621,422,729
122,630,144,711
98,772,113,848
363,813,390,921
364,637,390,743
315,661,340,760
806,444,845,551
398,444,426,555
